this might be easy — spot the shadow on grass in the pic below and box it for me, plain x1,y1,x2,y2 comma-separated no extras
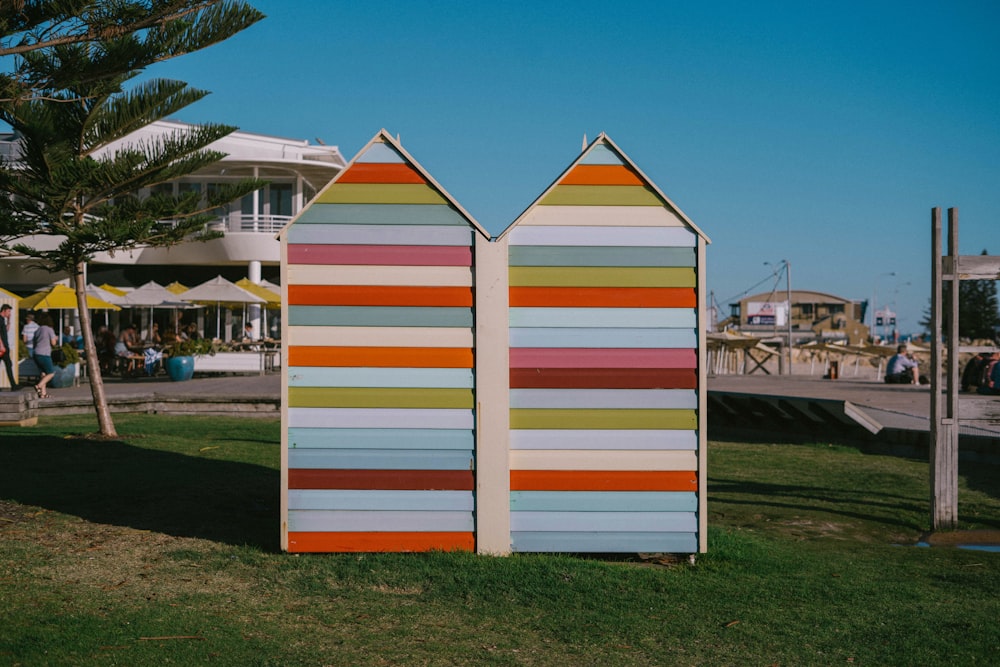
0,435,279,551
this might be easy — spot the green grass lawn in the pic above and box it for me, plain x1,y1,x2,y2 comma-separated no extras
1,415,999,666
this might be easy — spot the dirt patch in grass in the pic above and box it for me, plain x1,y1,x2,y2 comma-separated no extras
924,529,1000,547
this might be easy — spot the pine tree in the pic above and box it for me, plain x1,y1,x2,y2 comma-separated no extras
0,1,263,437
921,249,1000,343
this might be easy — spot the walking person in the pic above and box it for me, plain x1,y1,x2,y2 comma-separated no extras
21,312,38,356
32,313,58,398
0,304,17,390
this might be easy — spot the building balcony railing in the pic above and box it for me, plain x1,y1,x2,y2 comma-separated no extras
209,213,293,234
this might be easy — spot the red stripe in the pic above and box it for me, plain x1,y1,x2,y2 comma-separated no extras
289,285,473,307
287,244,472,266
510,367,697,389
289,469,474,490
336,162,427,184
509,287,696,308
511,470,697,491
510,348,696,369
288,531,474,553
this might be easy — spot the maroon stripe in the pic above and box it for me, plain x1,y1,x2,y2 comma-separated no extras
510,367,697,389
289,469,474,490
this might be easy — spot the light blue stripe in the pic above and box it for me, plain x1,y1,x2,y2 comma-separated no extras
288,448,473,470
510,511,697,532
579,144,624,165
289,367,474,388
509,245,695,267
509,389,697,409
289,428,474,450
510,327,696,349
509,307,696,328
295,203,469,226
289,489,474,511
354,142,406,163
286,223,473,246
510,491,697,512
289,306,473,327
288,510,473,532
511,531,698,553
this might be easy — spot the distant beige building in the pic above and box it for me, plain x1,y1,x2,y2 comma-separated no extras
729,290,869,345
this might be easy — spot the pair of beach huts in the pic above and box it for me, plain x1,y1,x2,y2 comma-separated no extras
279,130,709,555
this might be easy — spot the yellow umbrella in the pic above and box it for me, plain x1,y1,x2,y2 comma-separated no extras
20,284,121,311
236,278,281,308
165,281,189,295
98,283,128,297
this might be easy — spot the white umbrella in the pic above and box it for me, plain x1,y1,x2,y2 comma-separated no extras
117,281,198,338
180,276,265,340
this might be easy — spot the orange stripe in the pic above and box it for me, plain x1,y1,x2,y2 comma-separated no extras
509,287,696,308
288,532,474,553
290,284,473,307
510,470,697,492
288,346,474,368
561,164,645,186
337,162,427,184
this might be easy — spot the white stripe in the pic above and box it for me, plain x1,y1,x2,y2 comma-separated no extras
510,389,697,409
510,429,697,450
288,326,473,348
288,407,474,429
288,367,474,388
510,225,696,247
510,449,697,471
515,205,687,228
287,265,473,287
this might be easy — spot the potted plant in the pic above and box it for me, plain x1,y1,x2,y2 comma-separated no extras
164,337,215,381
49,343,81,388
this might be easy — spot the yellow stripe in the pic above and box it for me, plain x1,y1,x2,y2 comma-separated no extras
510,409,697,430
509,266,696,287
289,387,474,409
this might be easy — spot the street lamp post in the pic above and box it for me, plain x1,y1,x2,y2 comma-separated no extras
872,271,896,343
765,259,793,374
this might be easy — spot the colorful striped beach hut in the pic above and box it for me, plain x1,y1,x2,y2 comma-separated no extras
279,130,490,553
498,133,710,553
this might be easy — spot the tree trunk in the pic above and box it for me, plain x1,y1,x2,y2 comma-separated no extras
72,263,117,437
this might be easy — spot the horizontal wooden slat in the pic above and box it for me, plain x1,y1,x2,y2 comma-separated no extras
289,448,473,470
515,205,687,228
288,531,474,553
510,470,698,491
289,510,474,532
288,346,473,368
286,223,473,246
510,511,697,532
289,305,473,328
510,327,696,349
288,326,473,348
289,468,474,490
510,429,697,450
509,389,697,409
509,408,697,430
288,367,474,389
288,407,474,429
335,162,427,184
510,531,697,553
541,185,662,206
509,245,695,267
510,491,697,512
510,449,697,471
560,164,644,186
509,287,695,308
509,267,696,288
288,427,474,450
317,183,447,205
287,244,472,266
956,255,1000,280
290,285,473,307
289,489,474,511
288,387,474,409
295,203,470,226
287,265,473,287
510,367,698,389
509,348,696,369
510,307,697,328
510,225,696,247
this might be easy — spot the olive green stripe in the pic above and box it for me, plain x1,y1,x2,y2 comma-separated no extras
510,409,697,430
509,266,696,287
316,183,447,205
289,387,474,409
540,185,662,206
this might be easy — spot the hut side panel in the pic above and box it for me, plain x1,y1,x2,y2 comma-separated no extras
508,140,701,553
284,139,476,553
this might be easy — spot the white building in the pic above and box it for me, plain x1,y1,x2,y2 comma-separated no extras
0,119,347,293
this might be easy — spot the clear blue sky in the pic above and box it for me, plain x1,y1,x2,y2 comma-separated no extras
149,0,999,334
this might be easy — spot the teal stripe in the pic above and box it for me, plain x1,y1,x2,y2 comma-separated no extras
510,491,697,512
288,427,474,450
295,203,469,226
509,246,695,267
511,531,697,553
288,448,474,470
289,305,473,327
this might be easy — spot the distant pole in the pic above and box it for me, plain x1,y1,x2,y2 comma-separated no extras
785,260,793,375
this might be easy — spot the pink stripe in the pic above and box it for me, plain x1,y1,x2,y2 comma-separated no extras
288,244,472,266
509,348,696,369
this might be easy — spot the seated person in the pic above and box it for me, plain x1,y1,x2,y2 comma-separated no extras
885,344,920,384
114,323,139,357
976,352,1000,395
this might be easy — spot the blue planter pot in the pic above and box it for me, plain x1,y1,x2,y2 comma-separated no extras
49,363,78,389
165,355,195,382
